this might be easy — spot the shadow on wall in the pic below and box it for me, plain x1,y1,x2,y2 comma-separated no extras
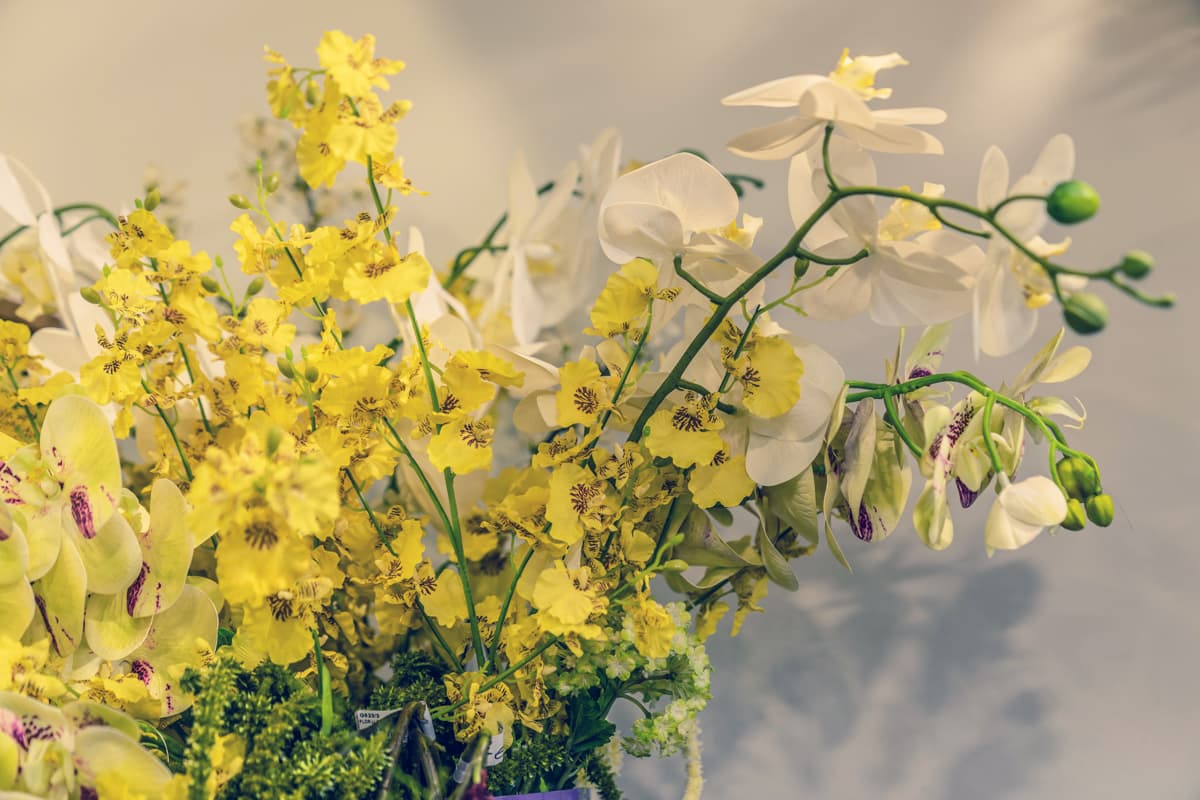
619,547,1051,799
1087,0,1200,110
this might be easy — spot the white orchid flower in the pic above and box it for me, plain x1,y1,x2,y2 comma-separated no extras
598,152,762,321
537,128,623,334
479,151,579,346
973,134,1087,357
788,139,979,325
984,474,1067,552
721,50,946,160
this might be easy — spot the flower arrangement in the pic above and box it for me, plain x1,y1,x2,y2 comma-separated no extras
0,31,1172,799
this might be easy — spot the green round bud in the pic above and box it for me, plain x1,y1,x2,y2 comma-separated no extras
1118,250,1154,280
79,287,103,305
276,359,296,379
303,365,320,383
143,188,161,212
264,174,281,194
265,426,284,458
660,559,689,573
246,277,265,297
1085,494,1114,527
228,194,252,210
1061,498,1087,531
305,81,320,105
793,257,810,280
1063,292,1108,335
1046,180,1100,224
199,275,222,294
1056,456,1100,500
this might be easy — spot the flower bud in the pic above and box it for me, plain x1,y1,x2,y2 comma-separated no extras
1063,292,1108,335
793,257,810,280
1118,250,1154,280
1056,456,1100,500
1046,180,1100,224
200,275,222,294
143,187,161,211
79,287,102,305
277,359,296,379
265,426,284,458
1085,494,1114,527
304,365,320,383
228,194,252,210
264,174,281,194
305,81,320,105
660,559,689,573
1061,498,1087,531
246,277,265,296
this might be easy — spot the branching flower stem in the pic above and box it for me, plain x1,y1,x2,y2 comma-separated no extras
627,172,1168,443
363,151,487,667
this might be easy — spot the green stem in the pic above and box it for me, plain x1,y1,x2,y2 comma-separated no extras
443,180,557,289
627,190,841,442
673,255,725,304
347,468,396,556
361,148,487,667
821,124,838,191
485,546,535,669
595,309,653,432
142,381,194,481
793,246,869,266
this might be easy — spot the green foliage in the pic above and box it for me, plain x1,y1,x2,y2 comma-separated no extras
485,730,569,795
583,750,623,800
179,659,389,799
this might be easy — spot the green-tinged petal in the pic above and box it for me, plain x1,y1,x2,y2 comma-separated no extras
129,480,195,618
63,700,141,741
1028,395,1087,429
1011,329,1065,391
0,690,67,731
0,578,33,640
74,506,141,596
0,508,28,585
674,506,759,569
134,584,218,668
185,576,224,619
84,593,153,662
852,426,912,542
840,401,876,515
902,323,951,380
74,726,173,796
914,483,954,550
763,468,819,548
754,507,799,591
0,731,17,791
1038,345,1091,384
125,585,217,717
29,537,86,658
14,505,62,582
40,395,121,539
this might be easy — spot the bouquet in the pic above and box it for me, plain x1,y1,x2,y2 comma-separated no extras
0,32,1172,799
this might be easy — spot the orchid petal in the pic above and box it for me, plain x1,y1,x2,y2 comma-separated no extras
726,116,824,161
721,74,829,107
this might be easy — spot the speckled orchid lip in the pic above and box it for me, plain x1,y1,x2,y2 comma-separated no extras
69,485,96,538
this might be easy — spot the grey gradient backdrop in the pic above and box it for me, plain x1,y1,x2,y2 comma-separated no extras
2,2,1198,797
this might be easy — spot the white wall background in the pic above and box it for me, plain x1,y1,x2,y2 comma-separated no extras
2,1,1198,797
